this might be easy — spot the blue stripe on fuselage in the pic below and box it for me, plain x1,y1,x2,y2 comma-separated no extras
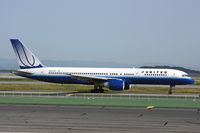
24,74,194,85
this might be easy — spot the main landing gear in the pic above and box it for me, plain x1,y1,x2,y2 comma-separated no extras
168,85,175,94
90,85,104,93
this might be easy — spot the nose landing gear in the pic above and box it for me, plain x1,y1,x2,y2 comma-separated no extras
168,85,175,94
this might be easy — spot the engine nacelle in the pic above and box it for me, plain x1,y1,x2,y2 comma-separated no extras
104,79,125,91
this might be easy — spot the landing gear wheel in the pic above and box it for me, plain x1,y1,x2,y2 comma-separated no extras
90,89,104,93
168,89,172,95
90,89,94,93
90,86,104,93
168,85,175,94
99,89,104,93
91,89,99,93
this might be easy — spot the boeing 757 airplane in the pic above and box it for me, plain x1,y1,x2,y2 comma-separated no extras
10,39,194,94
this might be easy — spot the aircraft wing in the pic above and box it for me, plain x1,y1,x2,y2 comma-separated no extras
71,74,111,83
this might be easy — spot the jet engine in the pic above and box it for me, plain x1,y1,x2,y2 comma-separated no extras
103,79,125,91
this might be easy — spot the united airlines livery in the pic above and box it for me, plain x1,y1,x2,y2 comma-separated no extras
10,39,195,94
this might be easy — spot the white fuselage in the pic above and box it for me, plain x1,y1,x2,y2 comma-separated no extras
21,67,187,78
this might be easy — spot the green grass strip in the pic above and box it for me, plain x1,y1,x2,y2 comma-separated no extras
0,78,36,82
0,95,199,108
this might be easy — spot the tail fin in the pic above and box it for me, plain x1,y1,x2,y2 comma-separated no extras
10,39,44,69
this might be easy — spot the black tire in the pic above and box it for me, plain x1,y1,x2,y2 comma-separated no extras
99,89,104,93
90,89,104,93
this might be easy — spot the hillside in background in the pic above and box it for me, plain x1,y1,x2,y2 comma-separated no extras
140,66,200,76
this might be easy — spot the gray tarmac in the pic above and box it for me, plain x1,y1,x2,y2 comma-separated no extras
0,104,199,133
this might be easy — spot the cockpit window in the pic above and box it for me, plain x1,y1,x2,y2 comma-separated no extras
182,74,187,77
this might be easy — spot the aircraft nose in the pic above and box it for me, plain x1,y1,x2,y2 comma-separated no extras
188,77,195,84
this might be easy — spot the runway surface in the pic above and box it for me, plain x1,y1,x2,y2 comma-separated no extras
0,104,199,133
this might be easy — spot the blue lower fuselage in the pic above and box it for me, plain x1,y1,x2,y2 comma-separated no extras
24,74,194,86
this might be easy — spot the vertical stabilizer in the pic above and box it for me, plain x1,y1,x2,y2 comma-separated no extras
10,39,44,69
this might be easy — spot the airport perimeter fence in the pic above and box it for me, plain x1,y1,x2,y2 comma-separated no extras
0,91,199,102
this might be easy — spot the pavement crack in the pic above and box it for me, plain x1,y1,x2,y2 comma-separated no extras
81,113,87,116
163,121,168,126
137,114,143,118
